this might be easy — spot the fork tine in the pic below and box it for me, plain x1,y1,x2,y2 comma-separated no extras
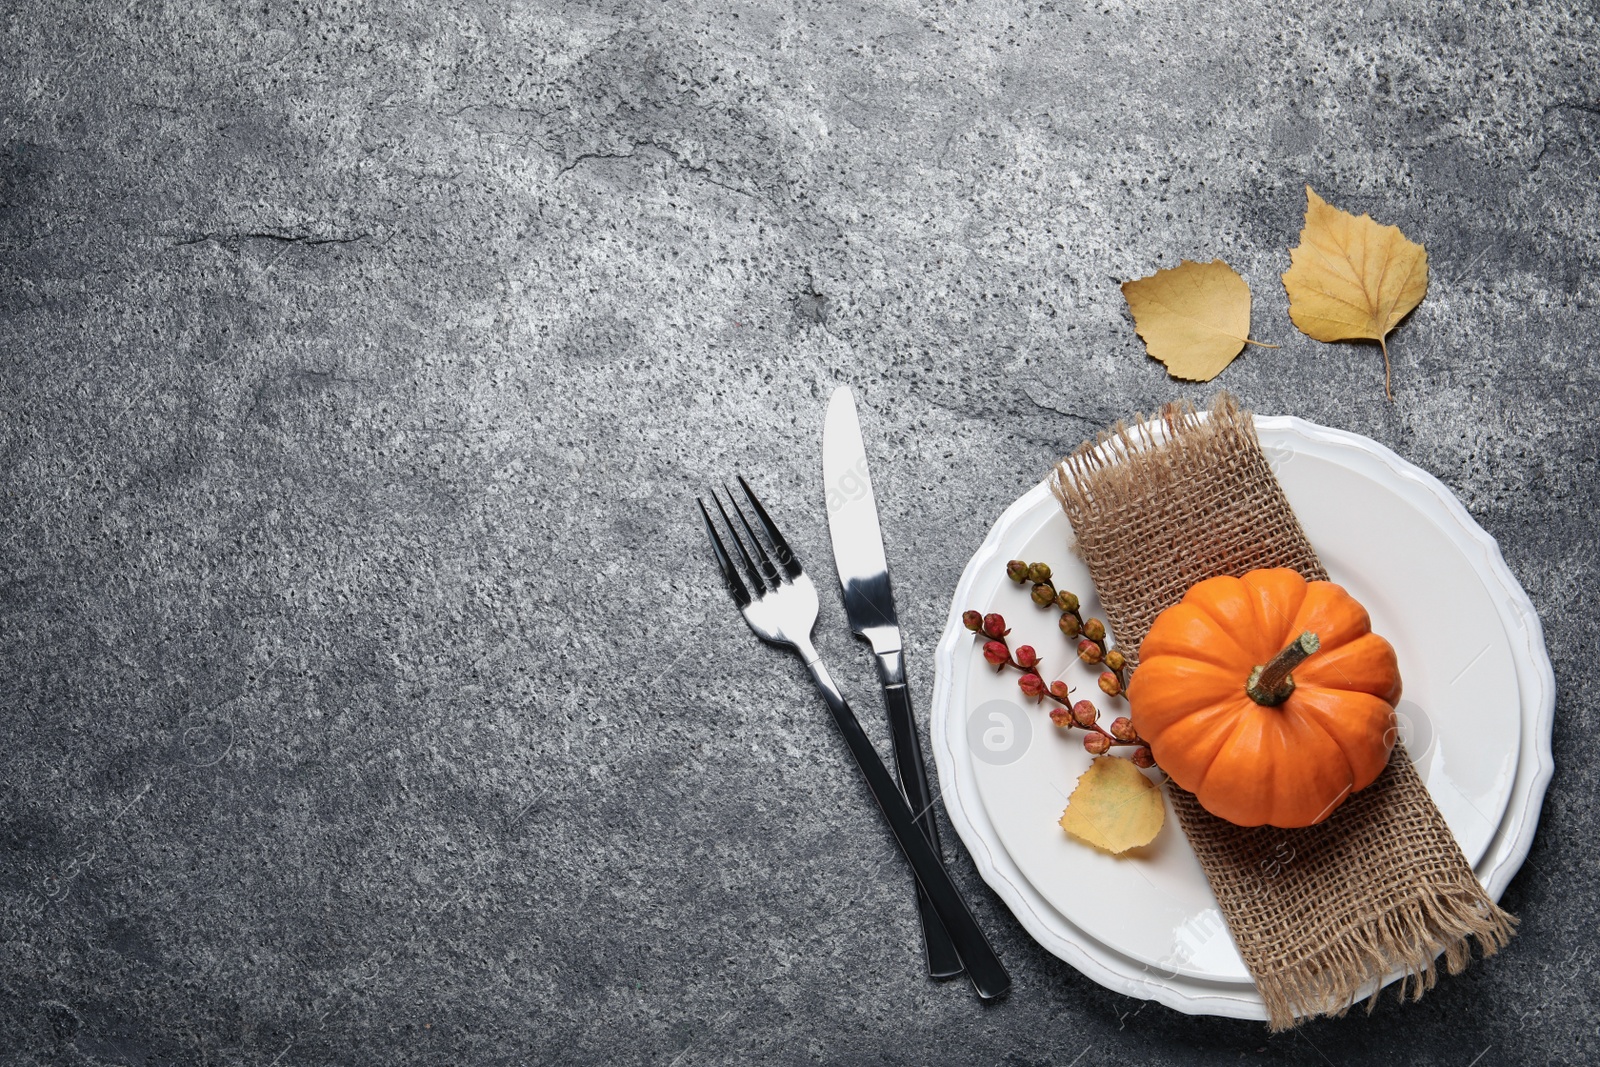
713,490,767,593
698,498,751,608
726,485,783,586
737,475,803,578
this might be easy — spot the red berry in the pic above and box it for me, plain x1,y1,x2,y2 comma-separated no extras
1083,732,1111,755
1082,618,1107,642
1049,680,1071,701
1071,700,1098,728
1058,613,1081,638
1077,638,1103,665
1098,671,1123,697
1109,716,1137,742
962,609,984,632
1049,706,1073,728
1014,645,1039,669
982,613,1008,638
1018,673,1046,700
1131,746,1156,768
1006,560,1029,583
982,641,1010,667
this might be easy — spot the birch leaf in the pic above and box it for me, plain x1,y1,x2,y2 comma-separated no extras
1121,259,1268,381
1059,755,1165,854
1282,186,1429,399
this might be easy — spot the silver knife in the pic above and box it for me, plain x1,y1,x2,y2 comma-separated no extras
823,385,963,980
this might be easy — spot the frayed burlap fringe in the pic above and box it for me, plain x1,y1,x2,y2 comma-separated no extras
1051,392,1516,1030
1168,760,1516,1029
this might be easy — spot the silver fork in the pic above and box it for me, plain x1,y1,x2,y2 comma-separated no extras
699,476,1010,1001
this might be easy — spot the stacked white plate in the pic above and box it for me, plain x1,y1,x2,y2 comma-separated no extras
929,415,1555,1018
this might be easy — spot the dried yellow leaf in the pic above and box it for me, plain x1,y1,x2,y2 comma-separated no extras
1282,186,1429,399
1121,259,1266,382
1058,755,1165,855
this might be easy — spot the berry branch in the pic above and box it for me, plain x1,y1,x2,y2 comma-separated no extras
961,607,1153,766
1006,560,1127,697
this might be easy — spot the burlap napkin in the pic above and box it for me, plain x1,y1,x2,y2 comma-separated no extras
1050,393,1515,1029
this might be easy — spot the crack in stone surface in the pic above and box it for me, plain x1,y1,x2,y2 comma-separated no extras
170,231,374,250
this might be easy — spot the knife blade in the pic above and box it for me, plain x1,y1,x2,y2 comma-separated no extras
823,385,964,981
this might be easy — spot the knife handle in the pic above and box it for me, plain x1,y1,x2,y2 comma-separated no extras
878,656,964,980
796,646,1010,1002
877,654,942,853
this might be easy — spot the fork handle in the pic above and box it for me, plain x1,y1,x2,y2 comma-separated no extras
799,650,1010,1001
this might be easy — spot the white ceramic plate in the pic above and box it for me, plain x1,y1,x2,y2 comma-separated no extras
930,415,1555,1019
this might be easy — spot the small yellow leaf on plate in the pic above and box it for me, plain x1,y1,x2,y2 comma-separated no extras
1058,755,1165,855
1281,186,1429,399
1121,258,1261,382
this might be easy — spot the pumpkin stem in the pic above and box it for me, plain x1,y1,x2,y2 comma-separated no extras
1247,631,1320,706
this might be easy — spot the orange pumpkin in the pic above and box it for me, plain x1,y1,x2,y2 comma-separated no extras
1126,568,1401,828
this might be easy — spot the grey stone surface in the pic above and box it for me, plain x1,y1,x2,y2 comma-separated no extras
2,1,1597,1064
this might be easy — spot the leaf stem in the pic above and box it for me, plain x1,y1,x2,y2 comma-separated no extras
1241,337,1281,349
1379,335,1393,401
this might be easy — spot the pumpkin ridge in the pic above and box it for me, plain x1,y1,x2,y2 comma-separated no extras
1285,688,1395,793
1191,709,1277,823
1182,576,1277,662
1146,601,1256,667
1156,644,1252,673
1127,658,1245,745
1243,568,1311,648
1279,700,1346,763
1267,711,1353,827
1148,698,1255,794
1287,580,1373,651
1293,633,1403,703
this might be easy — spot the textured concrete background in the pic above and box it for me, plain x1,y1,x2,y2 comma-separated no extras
2,1,1597,1064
